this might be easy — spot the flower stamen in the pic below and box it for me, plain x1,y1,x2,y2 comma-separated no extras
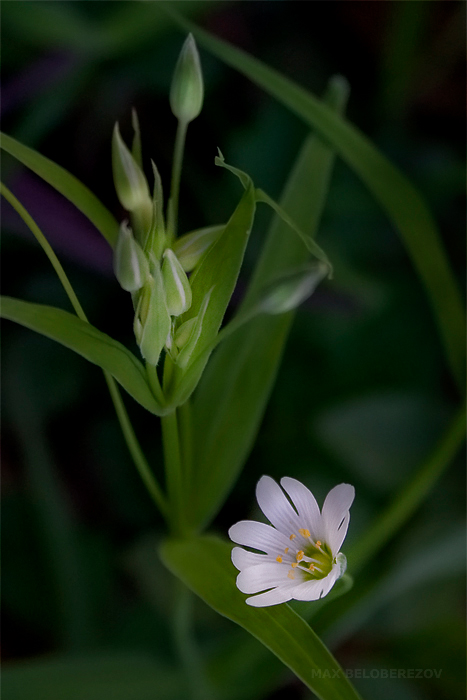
289,533,296,540
298,528,311,537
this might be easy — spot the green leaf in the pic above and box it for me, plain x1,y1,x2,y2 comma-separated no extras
166,183,256,407
2,653,181,700
160,535,362,700
187,77,348,530
164,6,465,390
1,132,119,246
1,296,167,416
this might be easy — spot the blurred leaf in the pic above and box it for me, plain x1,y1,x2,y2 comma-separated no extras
160,534,362,700
313,392,450,495
1,132,119,246
1,296,165,416
2,654,181,700
187,77,348,530
165,6,465,390
348,402,466,572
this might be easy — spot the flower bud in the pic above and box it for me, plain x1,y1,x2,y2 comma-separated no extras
114,221,149,292
161,248,192,317
112,122,151,212
258,263,329,315
176,287,213,369
136,266,171,366
172,224,224,272
170,34,204,123
174,317,197,349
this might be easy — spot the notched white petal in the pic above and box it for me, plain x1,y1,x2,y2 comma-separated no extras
256,475,300,536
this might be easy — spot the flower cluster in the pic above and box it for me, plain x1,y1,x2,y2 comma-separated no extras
229,476,354,607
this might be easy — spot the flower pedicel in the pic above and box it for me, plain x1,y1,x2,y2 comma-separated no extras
229,476,354,607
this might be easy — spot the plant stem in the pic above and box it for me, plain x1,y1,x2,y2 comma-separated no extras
105,372,168,519
169,119,188,239
173,581,215,700
1,183,168,520
178,399,194,491
146,362,166,406
161,408,185,533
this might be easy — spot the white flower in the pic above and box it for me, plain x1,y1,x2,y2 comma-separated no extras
229,476,355,607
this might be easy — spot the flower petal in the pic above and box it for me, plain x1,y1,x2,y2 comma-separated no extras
256,475,301,536
228,520,290,555
322,483,355,555
328,511,350,554
280,477,322,540
231,547,269,571
236,562,295,594
246,586,295,607
292,567,339,601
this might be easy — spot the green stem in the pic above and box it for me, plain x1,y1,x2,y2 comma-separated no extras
161,409,185,533
1,183,86,320
105,373,169,519
178,399,194,491
146,362,166,405
173,581,215,700
0,184,169,520
169,119,188,239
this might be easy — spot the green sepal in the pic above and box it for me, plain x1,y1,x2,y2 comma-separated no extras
147,160,166,259
172,224,225,272
161,248,192,317
113,221,149,292
131,108,143,169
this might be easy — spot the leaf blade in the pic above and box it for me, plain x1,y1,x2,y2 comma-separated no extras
1,132,119,246
160,535,362,700
164,7,465,389
1,296,165,416
188,78,347,530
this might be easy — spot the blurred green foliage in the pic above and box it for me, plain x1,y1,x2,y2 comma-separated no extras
1,2,465,699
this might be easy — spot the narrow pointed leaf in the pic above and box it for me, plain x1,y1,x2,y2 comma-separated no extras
165,184,256,406
1,296,167,416
188,78,348,530
1,132,119,246
160,535,362,700
165,7,465,389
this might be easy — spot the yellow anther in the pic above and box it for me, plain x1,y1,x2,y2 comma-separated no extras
287,571,295,580
284,547,289,554
291,562,298,568
309,563,315,571
299,528,311,538
315,540,322,548
296,551,304,562
289,534,296,540
276,555,282,563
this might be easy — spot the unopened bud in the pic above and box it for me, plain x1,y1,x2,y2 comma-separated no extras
136,266,171,366
114,221,149,292
176,287,213,369
161,249,192,317
173,224,224,272
259,263,329,315
112,122,151,212
174,317,197,349
170,34,204,124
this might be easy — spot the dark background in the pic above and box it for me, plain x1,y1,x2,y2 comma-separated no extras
2,2,465,699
